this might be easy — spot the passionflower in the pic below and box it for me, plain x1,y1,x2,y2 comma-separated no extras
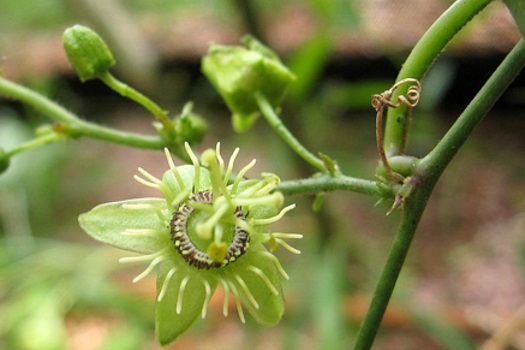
78,143,301,345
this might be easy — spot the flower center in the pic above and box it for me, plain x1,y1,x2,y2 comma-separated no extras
170,190,250,269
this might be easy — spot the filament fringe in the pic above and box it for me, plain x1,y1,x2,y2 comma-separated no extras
121,228,161,237
157,267,176,302
219,279,230,317
176,275,190,314
261,251,289,280
132,256,164,283
232,159,256,194
235,274,259,310
248,265,279,296
228,280,246,323
163,148,186,191
252,204,296,226
273,237,301,254
224,147,240,188
201,279,212,319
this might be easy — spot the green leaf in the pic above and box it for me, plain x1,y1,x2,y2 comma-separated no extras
78,198,169,254
155,257,218,345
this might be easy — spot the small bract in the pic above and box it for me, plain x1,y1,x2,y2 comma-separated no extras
78,143,301,345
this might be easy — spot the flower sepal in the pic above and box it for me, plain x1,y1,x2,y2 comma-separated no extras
78,198,169,255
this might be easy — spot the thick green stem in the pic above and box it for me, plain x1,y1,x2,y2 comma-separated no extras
420,39,525,176
353,189,430,350
383,0,493,156
354,38,525,350
255,92,326,172
277,175,394,198
0,77,79,124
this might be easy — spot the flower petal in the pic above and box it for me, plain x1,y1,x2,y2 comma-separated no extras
78,198,169,254
155,258,218,345
223,243,284,325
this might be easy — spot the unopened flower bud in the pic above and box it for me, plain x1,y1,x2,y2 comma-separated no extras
202,35,296,132
62,25,116,82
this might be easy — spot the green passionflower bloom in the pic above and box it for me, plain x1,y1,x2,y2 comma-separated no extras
79,143,301,345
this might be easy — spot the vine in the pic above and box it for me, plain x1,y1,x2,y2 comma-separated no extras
1,0,524,348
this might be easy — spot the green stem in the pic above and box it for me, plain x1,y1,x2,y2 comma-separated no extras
420,39,525,177
3,132,64,158
354,38,525,350
277,175,393,198
232,0,264,40
255,92,326,172
68,120,165,149
383,0,493,156
0,77,79,124
98,71,171,125
353,190,430,350
0,76,165,150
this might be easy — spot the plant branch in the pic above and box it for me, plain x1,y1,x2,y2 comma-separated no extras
419,39,525,177
98,71,171,125
3,132,65,158
0,76,166,151
353,38,525,350
255,92,326,172
383,0,493,156
353,189,430,350
277,175,394,198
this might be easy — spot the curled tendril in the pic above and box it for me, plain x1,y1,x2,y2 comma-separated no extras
371,78,421,112
371,78,422,184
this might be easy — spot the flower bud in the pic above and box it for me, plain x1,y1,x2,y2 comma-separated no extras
202,35,296,132
62,25,116,82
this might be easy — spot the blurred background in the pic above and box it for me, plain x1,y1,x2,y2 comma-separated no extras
1,0,525,349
